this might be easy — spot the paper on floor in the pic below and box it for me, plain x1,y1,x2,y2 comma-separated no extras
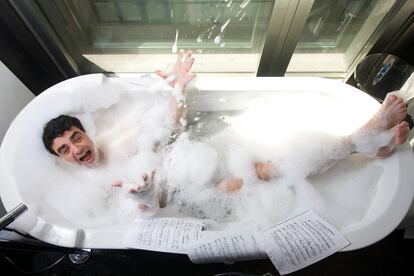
257,210,350,275
124,211,349,275
124,217,205,254
187,224,267,264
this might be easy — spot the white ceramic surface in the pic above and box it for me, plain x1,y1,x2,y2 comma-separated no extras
1,74,413,250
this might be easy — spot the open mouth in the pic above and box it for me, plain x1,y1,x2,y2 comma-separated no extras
79,150,93,163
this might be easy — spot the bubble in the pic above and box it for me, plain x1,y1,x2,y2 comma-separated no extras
6,77,381,233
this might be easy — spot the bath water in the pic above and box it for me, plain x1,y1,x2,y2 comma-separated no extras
5,75,381,233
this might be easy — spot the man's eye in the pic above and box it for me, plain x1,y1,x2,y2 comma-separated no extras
60,146,69,155
74,134,82,143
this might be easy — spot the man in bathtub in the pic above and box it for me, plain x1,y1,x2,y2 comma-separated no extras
41,50,411,215
42,50,250,211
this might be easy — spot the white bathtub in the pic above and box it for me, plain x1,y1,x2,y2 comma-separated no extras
1,74,414,251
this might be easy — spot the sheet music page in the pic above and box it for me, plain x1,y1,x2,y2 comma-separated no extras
124,217,204,254
257,210,350,275
187,225,267,264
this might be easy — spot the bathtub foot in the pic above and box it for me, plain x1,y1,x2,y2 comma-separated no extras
68,248,91,264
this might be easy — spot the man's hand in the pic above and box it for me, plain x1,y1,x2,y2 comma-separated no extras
127,170,156,195
155,49,196,89
111,170,156,194
111,171,160,214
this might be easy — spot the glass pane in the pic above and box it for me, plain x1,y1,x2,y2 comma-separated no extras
287,0,402,78
37,0,274,74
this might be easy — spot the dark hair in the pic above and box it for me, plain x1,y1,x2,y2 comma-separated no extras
42,115,85,155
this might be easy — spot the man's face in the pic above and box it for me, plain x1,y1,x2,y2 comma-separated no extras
51,127,98,167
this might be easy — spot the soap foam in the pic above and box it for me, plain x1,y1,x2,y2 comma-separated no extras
4,75,382,233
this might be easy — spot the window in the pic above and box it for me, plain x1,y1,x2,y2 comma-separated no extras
12,0,410,79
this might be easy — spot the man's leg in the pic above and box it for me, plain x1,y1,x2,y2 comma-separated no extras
352,94,409,157
309,95,409,177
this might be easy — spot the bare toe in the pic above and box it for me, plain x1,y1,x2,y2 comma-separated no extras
384,94,398,106
396,97,405,106
395,121,410,145
365,95,407,131
398,101,407,110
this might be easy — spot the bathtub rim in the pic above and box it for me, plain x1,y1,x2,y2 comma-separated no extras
0,74,413,251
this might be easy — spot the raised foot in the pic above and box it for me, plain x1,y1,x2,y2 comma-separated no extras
376,121,410,158
365,94,407,131
354,95,409,157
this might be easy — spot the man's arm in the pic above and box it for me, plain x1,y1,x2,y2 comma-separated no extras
156,49,196,126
